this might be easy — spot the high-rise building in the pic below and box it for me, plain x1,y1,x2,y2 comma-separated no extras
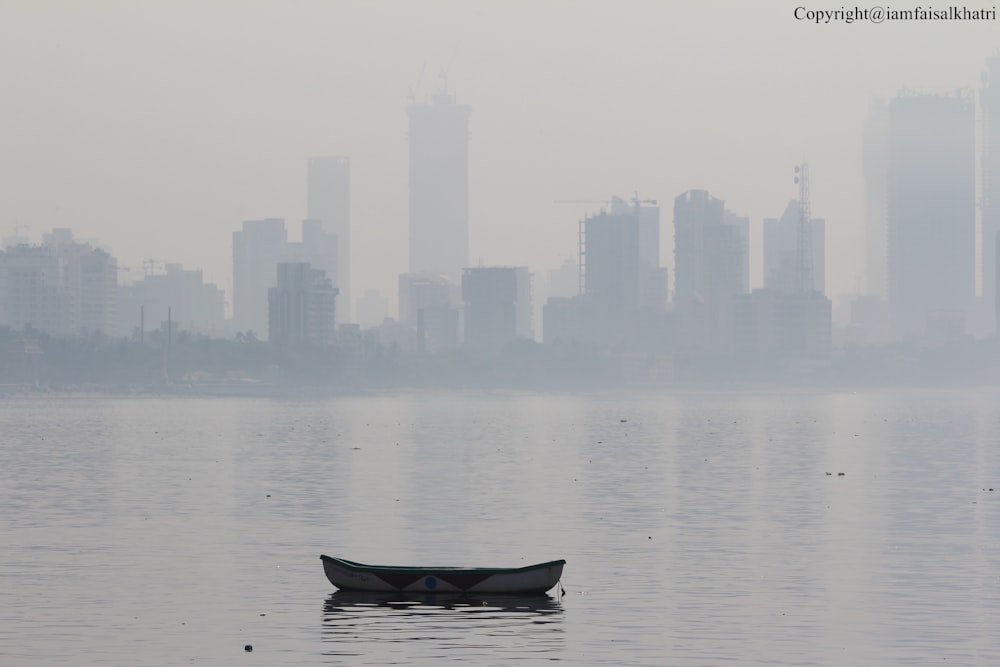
307,156,350,321
232,218,339,339
232,218,288,337
268,262,338,347
887,91,975,338
0,246,66,334
763,200,826,295
582,207,641,311
982,58,1000,332
542,197,668,349
408,93,470,281
609,196,665,308
674,190,748,303
0,228,118,337
291,219,338,293
864,98,889,298
579,197,662,310
673,190,749,355
724,210,751,295
513,266,533,340
462,267,524,353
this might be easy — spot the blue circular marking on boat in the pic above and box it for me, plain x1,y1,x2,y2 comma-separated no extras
425,576,437,590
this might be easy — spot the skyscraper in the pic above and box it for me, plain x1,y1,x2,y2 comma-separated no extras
461,266,532,353
982,58,1000,332
724,210,751,295
582,207,641,311
608,195,665,308
307,156,350,321
863,98,889,298
673,190,749,355
293,219,338,295
673,190,748,305
407,93,470,282
887,91,975,338
232,218,288,337
543,197,665,348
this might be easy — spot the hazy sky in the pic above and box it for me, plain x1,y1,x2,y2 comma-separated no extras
1,0,998,315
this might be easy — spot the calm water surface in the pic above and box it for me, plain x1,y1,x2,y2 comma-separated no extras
1,389,999,666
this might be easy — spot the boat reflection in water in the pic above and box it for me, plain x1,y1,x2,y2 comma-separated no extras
322,591,565,662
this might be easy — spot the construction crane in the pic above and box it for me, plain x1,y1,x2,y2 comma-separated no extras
794,163,814,294
631,191,658,211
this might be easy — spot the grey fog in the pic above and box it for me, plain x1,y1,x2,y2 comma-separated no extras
2,4,1000,663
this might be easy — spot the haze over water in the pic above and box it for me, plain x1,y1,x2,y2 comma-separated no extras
2,389,998,666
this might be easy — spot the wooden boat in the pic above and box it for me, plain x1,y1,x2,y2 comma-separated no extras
320,555,565,594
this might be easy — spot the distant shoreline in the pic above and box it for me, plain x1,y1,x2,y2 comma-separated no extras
3,376,1000,400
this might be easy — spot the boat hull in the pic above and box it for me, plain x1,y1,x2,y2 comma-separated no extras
320,555,565,594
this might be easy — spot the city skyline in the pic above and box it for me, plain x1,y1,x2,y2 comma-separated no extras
2,2,999,319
